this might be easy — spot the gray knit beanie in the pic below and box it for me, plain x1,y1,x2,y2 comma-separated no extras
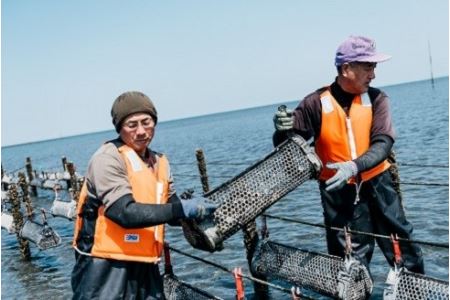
111,91,158,133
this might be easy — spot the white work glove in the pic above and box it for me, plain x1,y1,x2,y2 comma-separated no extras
325,161,358,192
273,108,294,131
180,196,217,219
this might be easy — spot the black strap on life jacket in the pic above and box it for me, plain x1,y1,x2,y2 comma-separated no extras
75,196,102,253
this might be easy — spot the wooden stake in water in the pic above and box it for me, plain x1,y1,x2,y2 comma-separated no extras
67,162,82,202
1,164,7,191
195,149,210,194
18,172,34,219
61,156,68,171
9,184,31,260
387,150,404,208
66,162,76,190
25,157,38,196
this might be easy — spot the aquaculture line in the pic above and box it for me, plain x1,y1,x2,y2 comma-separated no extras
1,152,448,300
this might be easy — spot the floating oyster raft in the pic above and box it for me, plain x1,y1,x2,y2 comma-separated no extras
181,134,322,252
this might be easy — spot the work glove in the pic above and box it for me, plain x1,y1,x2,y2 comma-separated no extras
325,161,358,192
273,108,294,131
180,196,217,220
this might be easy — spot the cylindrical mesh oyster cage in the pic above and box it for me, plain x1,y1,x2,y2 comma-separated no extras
163,274,223,300
19,220,61,250
251,240,373,300
181,135,322,252
384,267,449,300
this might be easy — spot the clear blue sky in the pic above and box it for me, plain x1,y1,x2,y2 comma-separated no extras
2,0,448,146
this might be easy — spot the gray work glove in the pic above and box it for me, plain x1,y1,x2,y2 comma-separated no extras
180,196,217,219
273,109,294,131
325,161,358,192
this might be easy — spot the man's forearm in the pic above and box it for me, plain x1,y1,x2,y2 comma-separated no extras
354,134,394,172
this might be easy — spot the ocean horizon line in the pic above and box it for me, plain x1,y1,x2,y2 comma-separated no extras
2,76,447,148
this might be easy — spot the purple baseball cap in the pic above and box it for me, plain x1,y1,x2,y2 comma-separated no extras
335,36,392,66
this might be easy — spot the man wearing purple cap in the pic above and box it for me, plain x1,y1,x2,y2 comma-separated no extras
273,36,424,274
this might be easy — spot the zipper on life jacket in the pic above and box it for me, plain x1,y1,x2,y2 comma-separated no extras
345,115,362,205
345,116,357,160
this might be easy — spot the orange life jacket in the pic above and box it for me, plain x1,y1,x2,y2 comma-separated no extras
315,89,390,182
73,143,170,263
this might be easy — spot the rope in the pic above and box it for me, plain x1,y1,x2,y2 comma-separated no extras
398,162,449,169
172,173,448,187
3,155,63,174
171,161,449,169
173,173,231,179
171,161,256,166
3,208,61,221
394,181,448,187
40,208,66,220
263,214,449,249
5,166,448,188
6,171,447,187
7,166,26,174
167,245,315,299
5,202,446,249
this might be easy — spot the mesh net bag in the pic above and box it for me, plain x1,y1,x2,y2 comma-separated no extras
384,267,449,300
1,212,16,233
251,240,373,300
50,199,77,220
181,135,322,252
19,220,61,250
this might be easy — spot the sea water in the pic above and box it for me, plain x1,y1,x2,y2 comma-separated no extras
1,77,448,299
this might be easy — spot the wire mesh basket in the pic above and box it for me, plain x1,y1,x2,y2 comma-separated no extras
384,267,449,300
251,239,373,300
181,134,322,252
163,274,223,300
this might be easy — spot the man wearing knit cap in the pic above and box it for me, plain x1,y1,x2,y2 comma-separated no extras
72,91,217,299
273,36,424,276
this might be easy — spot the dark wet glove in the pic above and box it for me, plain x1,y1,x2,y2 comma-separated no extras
325,161,358,192
180,196,217,219
273,108,294,131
